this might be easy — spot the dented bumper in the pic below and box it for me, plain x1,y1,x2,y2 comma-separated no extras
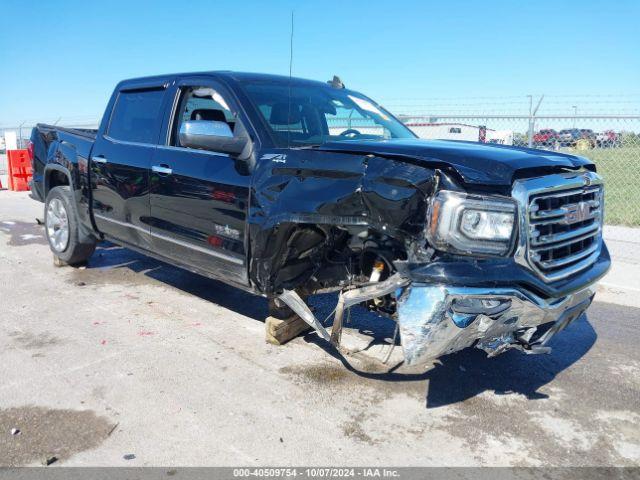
279,272,598,367
396,282,596,365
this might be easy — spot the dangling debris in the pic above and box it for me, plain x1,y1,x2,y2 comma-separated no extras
42,455,58,466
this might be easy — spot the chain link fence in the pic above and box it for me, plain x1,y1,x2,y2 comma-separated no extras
0,115,100,149
0,116,100,176
381,94,640,227
2,97,639,226
393,113,640,227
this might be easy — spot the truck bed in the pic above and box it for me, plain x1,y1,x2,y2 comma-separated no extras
35,124,98,140
30,124,97,201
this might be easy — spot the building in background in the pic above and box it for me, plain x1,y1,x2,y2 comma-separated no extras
403,121,514,145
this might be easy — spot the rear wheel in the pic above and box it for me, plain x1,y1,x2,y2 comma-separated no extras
44,186,96,266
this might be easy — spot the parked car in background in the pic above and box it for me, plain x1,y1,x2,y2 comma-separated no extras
558,128,582,146
597,130,619,148
579,129,597,147
533,129,559,147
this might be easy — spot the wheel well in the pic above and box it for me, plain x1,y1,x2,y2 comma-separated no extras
258,223,407,296
46,169,70,194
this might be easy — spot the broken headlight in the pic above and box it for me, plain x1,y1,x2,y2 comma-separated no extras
427,190,516,256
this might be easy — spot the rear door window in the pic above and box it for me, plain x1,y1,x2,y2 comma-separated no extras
108,89,165,144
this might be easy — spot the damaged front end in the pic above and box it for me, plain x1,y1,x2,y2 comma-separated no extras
269,167,607,367
278,272,596,366
395,282,595,365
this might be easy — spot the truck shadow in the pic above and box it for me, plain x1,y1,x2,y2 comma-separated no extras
87,242,597,408
423,316,596,407
86,242,268,321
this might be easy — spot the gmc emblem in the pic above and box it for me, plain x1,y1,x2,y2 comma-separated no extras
563,202,591,224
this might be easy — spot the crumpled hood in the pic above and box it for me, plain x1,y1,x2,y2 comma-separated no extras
316,138,593,186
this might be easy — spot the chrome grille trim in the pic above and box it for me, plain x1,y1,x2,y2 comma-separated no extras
537,243,600,269
530,217,599,246
512,171,604,282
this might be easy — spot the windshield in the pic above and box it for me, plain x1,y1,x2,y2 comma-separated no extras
240,81,416,147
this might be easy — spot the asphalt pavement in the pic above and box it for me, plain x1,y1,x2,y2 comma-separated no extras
0,190,638,467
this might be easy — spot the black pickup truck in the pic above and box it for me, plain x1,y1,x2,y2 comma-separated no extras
30,72,610,365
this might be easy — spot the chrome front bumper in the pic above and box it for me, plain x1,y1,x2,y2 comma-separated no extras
279,272,597,367
397,282,596,365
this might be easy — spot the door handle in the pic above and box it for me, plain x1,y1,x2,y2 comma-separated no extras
92,155,108,164
152,165,173,175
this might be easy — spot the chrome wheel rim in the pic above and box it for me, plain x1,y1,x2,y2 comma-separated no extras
46,198,70,252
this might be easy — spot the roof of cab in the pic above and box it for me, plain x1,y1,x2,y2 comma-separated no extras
117,71,331,90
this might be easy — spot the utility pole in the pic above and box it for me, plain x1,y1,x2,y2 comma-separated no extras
527,95,544,148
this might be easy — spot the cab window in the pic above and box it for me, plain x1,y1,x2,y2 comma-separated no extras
240,81,415,147
171,86,237,147
108,89,165,144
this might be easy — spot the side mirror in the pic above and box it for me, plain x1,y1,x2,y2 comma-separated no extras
179,120,247,155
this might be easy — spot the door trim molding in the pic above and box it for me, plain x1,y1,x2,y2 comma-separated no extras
94,213,244,265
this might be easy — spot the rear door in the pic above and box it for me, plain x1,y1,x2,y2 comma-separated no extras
90,84,168,248
148,77,252,286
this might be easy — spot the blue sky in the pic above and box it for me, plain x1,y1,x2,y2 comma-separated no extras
1,0,638,125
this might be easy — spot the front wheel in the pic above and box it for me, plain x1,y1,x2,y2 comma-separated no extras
44,186,96,266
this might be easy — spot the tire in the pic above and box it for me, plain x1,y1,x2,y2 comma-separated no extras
44,186,96,266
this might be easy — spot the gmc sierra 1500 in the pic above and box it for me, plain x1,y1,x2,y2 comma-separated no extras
30,72,610,366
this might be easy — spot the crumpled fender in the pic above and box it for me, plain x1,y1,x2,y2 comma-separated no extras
248,149,438,294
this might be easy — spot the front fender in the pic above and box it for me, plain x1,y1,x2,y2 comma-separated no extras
247,150,438,294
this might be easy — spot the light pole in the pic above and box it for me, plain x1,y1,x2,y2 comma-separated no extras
18,121,26,148
527,95,533,147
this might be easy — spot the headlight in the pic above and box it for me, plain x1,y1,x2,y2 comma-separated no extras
427,190,516,256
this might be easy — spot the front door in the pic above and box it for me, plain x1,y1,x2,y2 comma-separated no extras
91,86,167,248
148,79,251,286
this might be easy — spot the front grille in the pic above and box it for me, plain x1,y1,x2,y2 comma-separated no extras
527,184,603,281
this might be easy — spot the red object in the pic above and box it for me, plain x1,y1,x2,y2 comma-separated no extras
478,126,487,143
207,235,224,247
212,189,236,203
533,129,559,145
7,149,32,191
